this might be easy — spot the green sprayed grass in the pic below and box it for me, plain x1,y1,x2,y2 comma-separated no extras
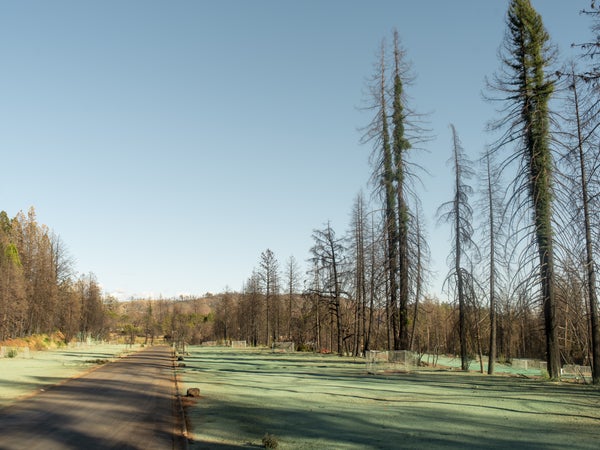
0,343,139,407
178,347,600,449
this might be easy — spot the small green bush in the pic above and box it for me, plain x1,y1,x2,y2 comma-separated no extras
497,354,510,365
296,343,314,352
262,433,278,449
7,349,18,358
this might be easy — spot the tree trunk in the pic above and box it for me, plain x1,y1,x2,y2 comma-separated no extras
485,155,497,375
572,71,600,383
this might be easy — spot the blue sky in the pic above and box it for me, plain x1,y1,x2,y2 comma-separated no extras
0,1,591,299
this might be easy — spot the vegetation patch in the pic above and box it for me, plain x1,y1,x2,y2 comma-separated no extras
262,433,278,449
84,358,109,365
0,332,67,352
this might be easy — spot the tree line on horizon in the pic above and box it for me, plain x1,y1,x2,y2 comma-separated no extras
0,206,214,348
2,1,600,385
0,207,106,343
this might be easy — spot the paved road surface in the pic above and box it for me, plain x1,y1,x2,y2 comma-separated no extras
0,346,183,450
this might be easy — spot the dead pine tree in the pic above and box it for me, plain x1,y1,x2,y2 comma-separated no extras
310,222,345,355
408,205,431,352
477,151,506,374
360,38,400,350
284,255,301,342
360,30,428,351
391,30,413,350
348,193,368,356
259,249,279,347
438,124,477,371
558,64,600,384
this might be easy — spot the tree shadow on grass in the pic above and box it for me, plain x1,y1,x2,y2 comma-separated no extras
180,362,600,411
181,355,600,449
188,392,600,450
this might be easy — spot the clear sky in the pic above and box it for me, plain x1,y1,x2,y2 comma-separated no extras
0,1,592,300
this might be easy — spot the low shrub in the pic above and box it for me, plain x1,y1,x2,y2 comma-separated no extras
262,433,278,449
296,343,314,352
85,359,109,365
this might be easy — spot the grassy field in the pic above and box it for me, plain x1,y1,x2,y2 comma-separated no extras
0,343,139,408
177,347,600,449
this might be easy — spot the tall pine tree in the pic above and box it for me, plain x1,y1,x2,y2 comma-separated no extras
392,31,412,350
488,0,560,378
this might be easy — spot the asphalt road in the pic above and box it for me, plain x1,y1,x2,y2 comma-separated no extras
0,345,184,450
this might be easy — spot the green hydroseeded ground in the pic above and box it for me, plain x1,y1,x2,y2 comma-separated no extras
178,347,600,449
0,343,139,408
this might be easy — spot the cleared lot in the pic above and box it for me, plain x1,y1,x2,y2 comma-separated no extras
178,347,600,449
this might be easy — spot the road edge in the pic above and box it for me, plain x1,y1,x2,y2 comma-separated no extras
171,347,190,450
